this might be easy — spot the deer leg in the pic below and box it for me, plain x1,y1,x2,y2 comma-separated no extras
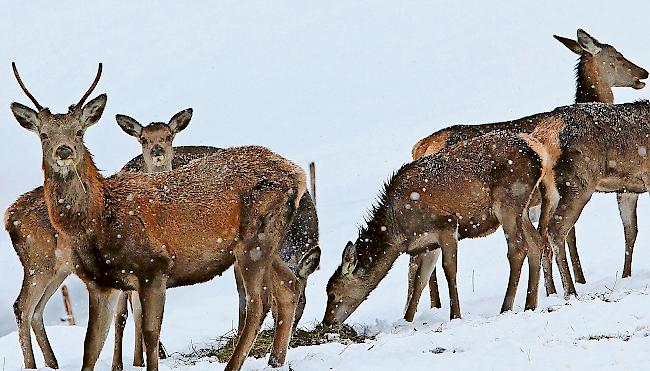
225,256,267,371
111,291,129,371
547,186,593,298
429,268,442,309
234,265,247,335
617,192,639,278
404,249,439,322
81,284,120,371
139,275,167,371
14,270,51,369
129,290,146,367
523,215,543,311
494,203,527,313
565,227,585,284
31,269,68,369
538,182,558,296
439,232,461,320
268,258,300,368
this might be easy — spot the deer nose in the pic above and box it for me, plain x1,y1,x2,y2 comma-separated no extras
151,145,164,157
55,145,74,160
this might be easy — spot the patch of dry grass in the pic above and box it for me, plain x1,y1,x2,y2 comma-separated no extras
180,323,373,364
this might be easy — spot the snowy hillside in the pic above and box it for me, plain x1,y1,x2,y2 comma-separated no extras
1,1,650,370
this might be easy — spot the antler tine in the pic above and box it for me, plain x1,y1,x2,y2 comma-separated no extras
12,62,44,111
76,63,103,109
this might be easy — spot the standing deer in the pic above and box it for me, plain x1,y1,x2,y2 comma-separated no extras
113,113,320,369
404,29,647,320
533,101,650,297
7,64,308,371
323,131,547,324
6,99,319,370
5,106,198,369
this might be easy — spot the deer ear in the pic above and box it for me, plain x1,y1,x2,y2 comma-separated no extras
116,114,143,138
80,94,107,128
10,102,39,132
553,35,582,55
341,241,358,277
168,108,192,134
298,248,321,279
576,29,601,55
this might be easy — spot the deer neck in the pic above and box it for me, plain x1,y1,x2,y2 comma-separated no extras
144,162,172,173
354,218,402,294
576,55,614,104
43,149,107,237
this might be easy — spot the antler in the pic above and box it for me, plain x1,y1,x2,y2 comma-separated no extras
76,63,103,109
12,62,44,111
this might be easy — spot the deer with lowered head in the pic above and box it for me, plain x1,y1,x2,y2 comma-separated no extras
323,130,548,324
404,29,647,320
6,64,308,371
112,112,320,370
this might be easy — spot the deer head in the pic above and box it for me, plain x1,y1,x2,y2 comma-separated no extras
116,109,193,173
323,241,365,325
9,63,107,179
554,29,648,90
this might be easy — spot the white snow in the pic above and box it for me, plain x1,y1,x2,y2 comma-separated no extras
1,1,650,370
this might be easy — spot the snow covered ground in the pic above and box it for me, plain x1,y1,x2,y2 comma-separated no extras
1,1,650,370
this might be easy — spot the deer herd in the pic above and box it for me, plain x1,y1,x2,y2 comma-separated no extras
3,28,650,370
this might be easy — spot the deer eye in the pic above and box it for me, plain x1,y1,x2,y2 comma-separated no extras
166,135,172,142
39,132,49,141
76,129,84,137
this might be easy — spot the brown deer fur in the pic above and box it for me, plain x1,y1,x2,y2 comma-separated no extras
404,29,647,320
8,66,308,371
323,131,546,324
7,121,319,371
113,113,320,369
534,101,650,297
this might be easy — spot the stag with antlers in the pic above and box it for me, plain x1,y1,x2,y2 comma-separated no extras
6,63,309,371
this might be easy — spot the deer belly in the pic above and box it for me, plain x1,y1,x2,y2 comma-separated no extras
167,243,236,287
457,213,500,240
596,176,646,193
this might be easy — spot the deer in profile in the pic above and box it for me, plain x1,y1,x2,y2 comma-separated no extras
323,131,547,324
533,101,650,297
112,112,320,369
404,29,647,320
7,64,308,371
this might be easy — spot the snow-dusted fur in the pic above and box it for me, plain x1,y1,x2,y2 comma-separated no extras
406,29,648,316
324,131,546,324
534,101,650,298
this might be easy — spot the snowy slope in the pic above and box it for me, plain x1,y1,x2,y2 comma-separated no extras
1,1,650,370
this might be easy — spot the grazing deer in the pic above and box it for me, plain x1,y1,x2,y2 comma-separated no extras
533,101,650,298
323,131,547,324
405,29,647,319
113,113,320,369
8,64,307,371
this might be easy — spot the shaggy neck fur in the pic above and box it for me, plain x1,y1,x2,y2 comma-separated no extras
353,185,402,294
43,149,107,237
576,55,614,104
